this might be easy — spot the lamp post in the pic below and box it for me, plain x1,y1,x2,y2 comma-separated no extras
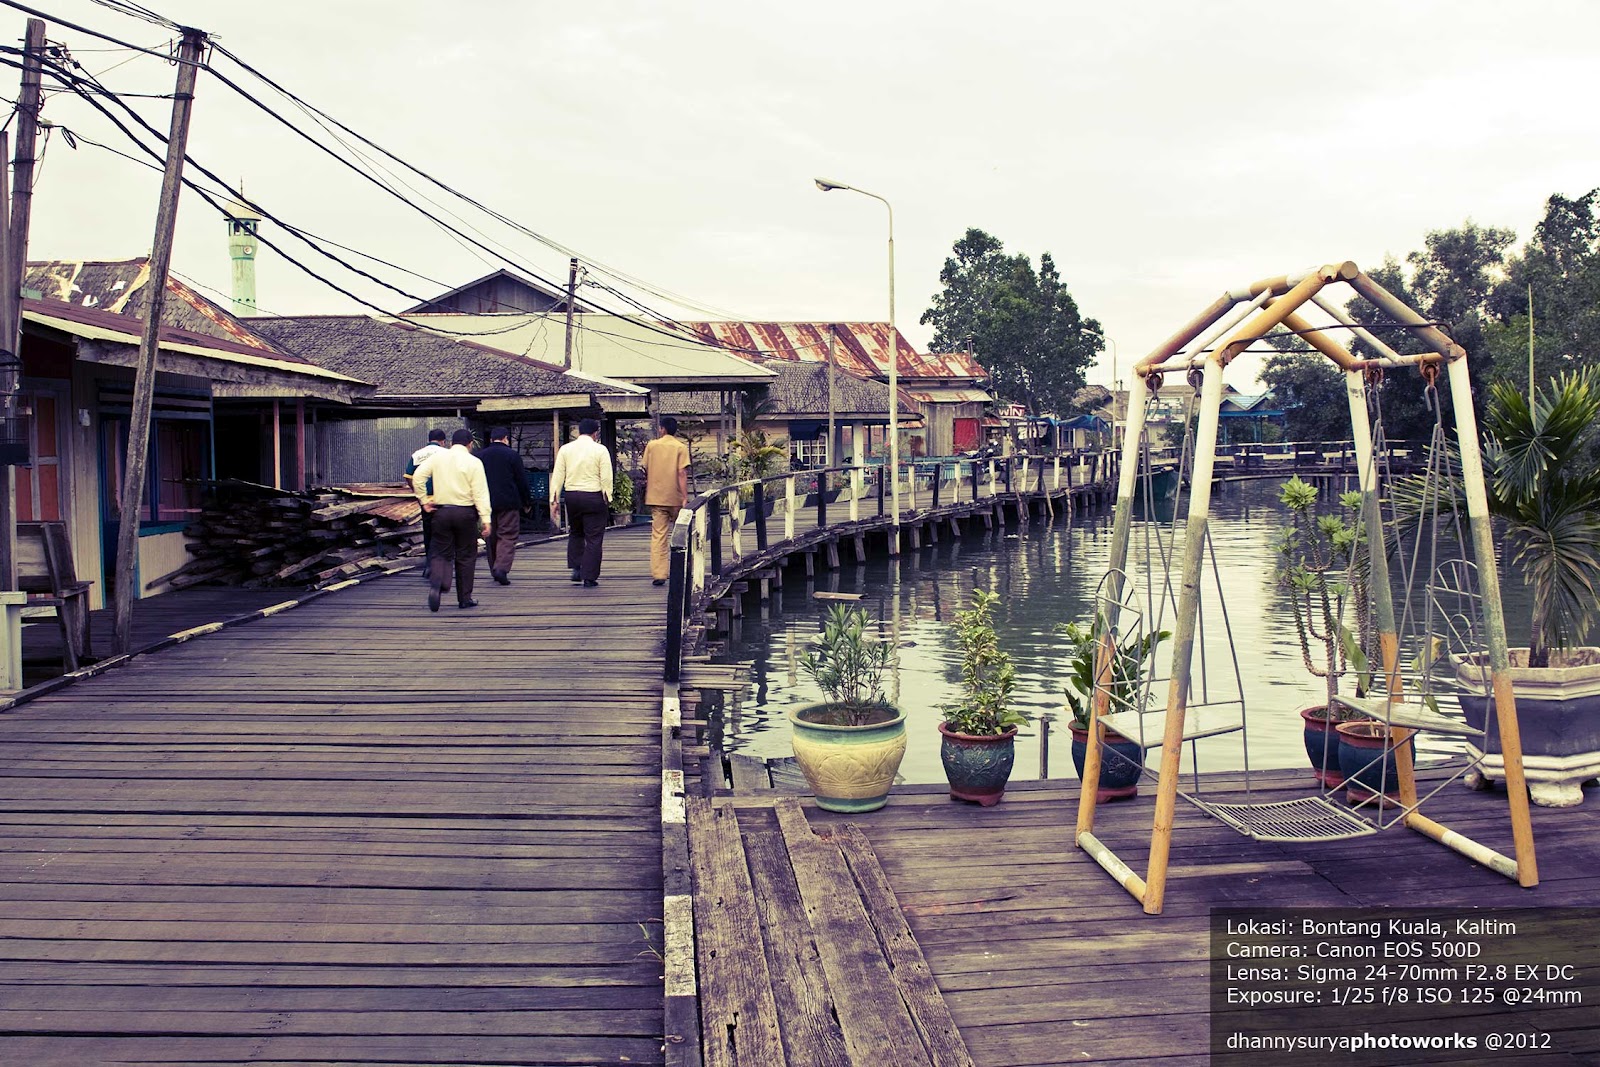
816,177,900,551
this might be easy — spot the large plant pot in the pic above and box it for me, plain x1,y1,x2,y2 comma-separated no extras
1301,706,1347,788
1069,724,1145,802
790,703,907,813
1336,720,1414,808
1455,648,1600,807
938,723,1018,807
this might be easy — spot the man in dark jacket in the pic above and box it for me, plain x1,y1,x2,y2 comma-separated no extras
478,427,533,584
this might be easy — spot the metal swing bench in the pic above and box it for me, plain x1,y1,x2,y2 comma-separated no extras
1075,261,1538,915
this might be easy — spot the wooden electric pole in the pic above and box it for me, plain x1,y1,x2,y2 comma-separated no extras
0,18,46,593
562,257,578,370
112,25,206,654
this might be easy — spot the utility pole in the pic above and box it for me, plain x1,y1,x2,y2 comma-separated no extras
562,257,578,370
113,26,206,654
0,19,45,593
826,324,837,467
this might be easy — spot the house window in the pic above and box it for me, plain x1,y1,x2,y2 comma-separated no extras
790,437,828,468
102,417,211,528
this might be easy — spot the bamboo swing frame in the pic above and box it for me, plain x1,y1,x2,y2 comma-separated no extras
1075,261,1539,915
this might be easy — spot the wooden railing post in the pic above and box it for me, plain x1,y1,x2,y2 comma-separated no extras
708,495,723,576
664,510,691,683
906,463,917,513
817,471,828,529
784,475,796,541
726,488,744,560
851,465,863,523
1054,456,1062,491
752,480,768,551
988,459,997,499
932,464,942,510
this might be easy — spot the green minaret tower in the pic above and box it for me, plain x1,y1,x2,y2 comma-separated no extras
224,194,261,316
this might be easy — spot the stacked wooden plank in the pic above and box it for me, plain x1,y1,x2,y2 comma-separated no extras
171,481,423,590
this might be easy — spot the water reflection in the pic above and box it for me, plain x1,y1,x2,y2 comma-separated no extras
722,481,1530,786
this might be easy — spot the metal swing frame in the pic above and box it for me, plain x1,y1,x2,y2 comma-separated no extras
1074,261,1539,915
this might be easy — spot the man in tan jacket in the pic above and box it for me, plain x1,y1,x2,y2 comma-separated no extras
641,416,690,587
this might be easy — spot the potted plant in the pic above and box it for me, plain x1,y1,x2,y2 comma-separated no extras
609,468,635,525
1275,476,1374,789
1453,369,1600,806
1061,613,1164,802
791,603,907,812
939,590,1027,805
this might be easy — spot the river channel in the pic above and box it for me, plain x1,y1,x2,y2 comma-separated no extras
718,480,1532,786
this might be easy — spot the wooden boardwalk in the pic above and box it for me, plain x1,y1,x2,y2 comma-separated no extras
713,767,1600,1066
0,527,668,1065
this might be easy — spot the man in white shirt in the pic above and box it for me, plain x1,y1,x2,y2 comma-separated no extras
412,428,492,611
403,428,447,571
549,417,613,587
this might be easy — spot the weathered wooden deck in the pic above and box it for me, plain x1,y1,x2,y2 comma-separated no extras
0,527,668,1065
714,767,1600,1066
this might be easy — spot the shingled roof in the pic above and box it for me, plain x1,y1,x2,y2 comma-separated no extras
249,315,637,403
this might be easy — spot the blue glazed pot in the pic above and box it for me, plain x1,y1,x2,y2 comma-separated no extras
1301,706,1346,788
1070,725,1145,802
938,723,1018,806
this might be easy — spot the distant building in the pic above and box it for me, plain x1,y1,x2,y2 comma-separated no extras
400,269,593,316
680,323,992,458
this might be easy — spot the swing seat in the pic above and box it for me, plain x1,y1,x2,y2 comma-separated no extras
1329,692,1484,737
1098,705,1243,746
1185,794,1378,842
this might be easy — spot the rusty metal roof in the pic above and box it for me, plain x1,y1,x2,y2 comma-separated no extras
683,322,987,382
906,387,993,404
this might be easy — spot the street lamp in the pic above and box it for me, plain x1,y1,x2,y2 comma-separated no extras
815,176,900,549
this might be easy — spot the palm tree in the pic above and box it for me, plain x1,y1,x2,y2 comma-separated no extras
1484,367,1600,667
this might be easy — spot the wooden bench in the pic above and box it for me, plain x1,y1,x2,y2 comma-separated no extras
17,521,92,672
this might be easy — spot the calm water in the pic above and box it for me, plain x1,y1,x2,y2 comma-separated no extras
719,481,1532,784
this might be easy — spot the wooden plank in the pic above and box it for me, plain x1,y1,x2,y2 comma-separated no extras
831,823,974,1067
773,799,932,1065
742,830,849,1067
686,797,787,1067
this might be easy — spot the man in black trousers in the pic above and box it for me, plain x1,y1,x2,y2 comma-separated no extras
549,417,613,587
411,428,491,611
478,426,532,584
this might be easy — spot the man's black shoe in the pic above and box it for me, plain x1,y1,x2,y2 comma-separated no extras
493,571,510,585
428,588,441,613
570,569,583,583
458,598,479,609
582,579,599,587
652,578,666,586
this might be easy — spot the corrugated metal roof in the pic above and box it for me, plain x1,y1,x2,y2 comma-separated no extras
906,387,993,404
683,322,988,382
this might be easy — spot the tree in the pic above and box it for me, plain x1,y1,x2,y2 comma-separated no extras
1259,353,1348,442
1487,189,1600,381
921,228,1103,416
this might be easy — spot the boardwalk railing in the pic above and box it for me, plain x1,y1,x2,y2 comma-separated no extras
663,449,1117,683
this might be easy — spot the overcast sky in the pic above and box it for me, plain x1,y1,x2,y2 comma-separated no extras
14,0,1600,388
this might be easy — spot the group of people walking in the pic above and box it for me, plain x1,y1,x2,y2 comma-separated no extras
405,416,690,612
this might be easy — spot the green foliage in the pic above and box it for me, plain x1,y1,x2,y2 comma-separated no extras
1483,368,1600,665
1060,614,1168,733
942,590,1026,736
800,604,894,721
920,228,1103,417
1259,354,1348,443
611,468,634,514
728,428,787,481
1275,477,1372,714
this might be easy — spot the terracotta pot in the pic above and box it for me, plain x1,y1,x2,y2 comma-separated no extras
1301,706,1347,788
938,723,1018,806
790,703,907,813
1336,720,1414,808
1069,724,1145,802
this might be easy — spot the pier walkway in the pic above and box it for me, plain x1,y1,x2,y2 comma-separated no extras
0,527,668,1066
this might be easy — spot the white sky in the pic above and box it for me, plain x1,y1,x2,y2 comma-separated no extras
15,0,1600,388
